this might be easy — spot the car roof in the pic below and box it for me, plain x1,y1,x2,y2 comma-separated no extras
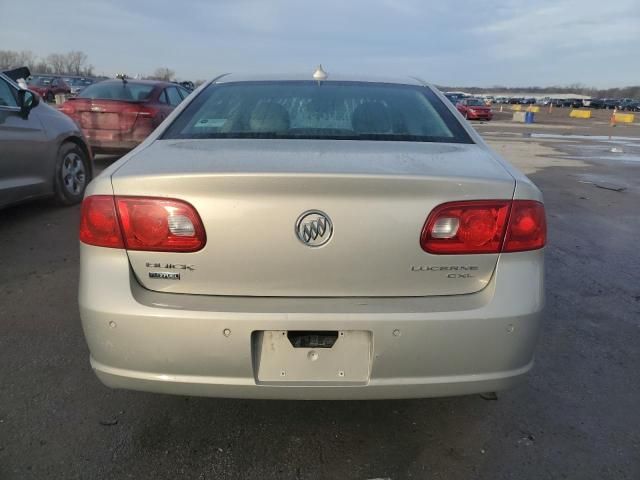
214,73,429,87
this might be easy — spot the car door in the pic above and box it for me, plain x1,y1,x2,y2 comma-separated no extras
50,78,60,96
53,77,68,95
60,79,71,94
0,75,49,206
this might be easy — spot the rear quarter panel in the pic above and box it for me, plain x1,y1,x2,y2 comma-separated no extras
430,87,543,202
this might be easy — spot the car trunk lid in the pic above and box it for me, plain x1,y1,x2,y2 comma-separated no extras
65,98,144,132
111,139,515,297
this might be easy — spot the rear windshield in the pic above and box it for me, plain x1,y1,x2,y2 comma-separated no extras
69,78,93,86
466,99,486,106
78,82,155,101
163,81,472,143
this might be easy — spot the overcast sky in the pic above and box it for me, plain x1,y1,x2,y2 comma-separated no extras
1,0,639,87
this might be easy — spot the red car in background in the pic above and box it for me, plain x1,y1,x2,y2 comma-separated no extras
59,79,190,154
456,98,493,121
28,76,71,102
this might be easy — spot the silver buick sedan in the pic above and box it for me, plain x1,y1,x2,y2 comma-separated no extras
78,72,545,400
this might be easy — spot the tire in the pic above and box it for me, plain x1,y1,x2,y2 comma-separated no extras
54,142,91,205
46,92,54,103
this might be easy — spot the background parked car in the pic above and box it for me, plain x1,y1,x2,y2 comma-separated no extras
603,99,621,109
59,79,191,154
444,92,464,104
178,80,195,92
27,75,71,102
0,69,92,208
456,97,493,120
618,98,639,111
623,101,640,112
64,77,95,96
564,98,584,108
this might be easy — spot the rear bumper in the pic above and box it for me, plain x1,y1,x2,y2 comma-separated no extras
84,128,151,154
87,139,139,155
468,111,493,120
92,358,533,400
79,246,544,400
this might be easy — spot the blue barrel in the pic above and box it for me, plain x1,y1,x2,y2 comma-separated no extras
525,112,535,123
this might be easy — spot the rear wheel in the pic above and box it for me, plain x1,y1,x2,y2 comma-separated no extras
54,142,90,205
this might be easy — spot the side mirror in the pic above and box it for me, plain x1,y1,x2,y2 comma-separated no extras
18,89,39,117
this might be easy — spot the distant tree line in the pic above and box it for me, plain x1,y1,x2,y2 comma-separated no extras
6,49,632,97
438,83,640,99
0,50,184,83
0,50,95,77
145,67,175,81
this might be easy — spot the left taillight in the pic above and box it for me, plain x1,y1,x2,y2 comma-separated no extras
59,101,76,116
79,195,206,252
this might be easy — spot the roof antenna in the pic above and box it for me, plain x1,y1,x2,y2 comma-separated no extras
313,65,328,84
116,73,128,84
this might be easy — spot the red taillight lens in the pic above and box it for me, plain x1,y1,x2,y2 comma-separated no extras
79,195,206,252
421,201,511,254
503,200,546,252
116,197,206,252
79,195,124,248
129,105,159,137
135,105,160,118
421,200,546,254
59,101,76,115
115,104,159,132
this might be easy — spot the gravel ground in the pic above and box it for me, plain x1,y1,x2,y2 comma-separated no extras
0,119,639,479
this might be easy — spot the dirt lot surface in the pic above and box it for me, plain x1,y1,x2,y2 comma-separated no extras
1,113,639,479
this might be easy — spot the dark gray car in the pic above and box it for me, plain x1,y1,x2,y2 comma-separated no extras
0,70,92,208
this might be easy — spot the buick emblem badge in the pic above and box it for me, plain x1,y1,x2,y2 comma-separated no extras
295,210,333,247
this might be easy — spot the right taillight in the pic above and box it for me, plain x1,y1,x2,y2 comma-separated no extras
130,105,159,138
79,195,124,248
118,104,160,133
79,195,206,252
502,200,546,252
421,199,546,254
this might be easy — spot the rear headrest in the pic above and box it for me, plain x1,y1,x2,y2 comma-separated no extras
352,101,392,134
249,102,290,132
